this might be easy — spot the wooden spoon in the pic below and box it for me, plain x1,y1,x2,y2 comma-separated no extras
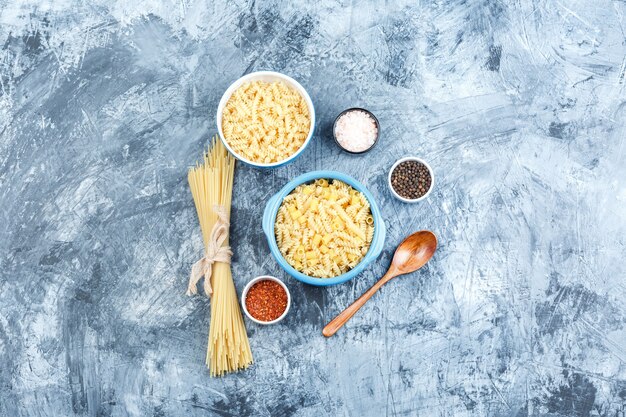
322,230,438,337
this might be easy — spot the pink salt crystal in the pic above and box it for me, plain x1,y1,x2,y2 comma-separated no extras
334,110,378,153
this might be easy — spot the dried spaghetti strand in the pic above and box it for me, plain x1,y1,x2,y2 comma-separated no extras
188,136,253,376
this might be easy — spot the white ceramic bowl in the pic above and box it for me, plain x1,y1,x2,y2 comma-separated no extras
388,157,434,203
241,275,291,325
216,71,316,169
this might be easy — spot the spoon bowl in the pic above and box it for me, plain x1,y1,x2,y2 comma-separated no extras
390,231,437,275
322,230,437,337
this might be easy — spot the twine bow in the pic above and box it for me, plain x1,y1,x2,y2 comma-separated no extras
187,205,232,297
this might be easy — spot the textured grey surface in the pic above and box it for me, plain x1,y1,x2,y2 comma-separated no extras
1,0,626,416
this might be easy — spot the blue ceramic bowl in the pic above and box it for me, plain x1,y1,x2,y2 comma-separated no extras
216,71,316,169
262,171,386,286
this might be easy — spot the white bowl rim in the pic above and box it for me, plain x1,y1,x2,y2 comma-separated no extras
216,71,316,168
388,156,435,203
241,275,291,325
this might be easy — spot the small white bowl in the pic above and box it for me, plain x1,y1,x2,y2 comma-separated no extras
216,71,316,169
388,157,434,203
241,276,291,325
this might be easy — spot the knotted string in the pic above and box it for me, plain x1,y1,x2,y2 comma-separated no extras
187,205,232,297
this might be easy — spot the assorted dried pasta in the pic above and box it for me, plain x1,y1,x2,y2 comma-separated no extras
221,81,310,164
274,179,374,278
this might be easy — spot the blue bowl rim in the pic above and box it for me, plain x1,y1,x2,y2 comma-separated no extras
264,170,384,286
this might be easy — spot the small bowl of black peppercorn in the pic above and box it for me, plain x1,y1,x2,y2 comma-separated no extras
388,157,434,203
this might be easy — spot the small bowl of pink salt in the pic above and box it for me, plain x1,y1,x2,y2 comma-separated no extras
332,108,380,154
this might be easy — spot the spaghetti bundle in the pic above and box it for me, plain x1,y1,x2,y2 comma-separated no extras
187,136,253,376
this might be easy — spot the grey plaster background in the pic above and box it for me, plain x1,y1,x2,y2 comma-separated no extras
1,0,626,416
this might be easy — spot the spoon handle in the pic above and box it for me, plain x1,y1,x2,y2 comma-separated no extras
322,271,396,337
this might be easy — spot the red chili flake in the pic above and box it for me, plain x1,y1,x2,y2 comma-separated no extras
245,280,288,322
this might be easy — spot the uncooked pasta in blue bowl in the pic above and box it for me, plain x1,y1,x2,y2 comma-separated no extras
262,171,386,287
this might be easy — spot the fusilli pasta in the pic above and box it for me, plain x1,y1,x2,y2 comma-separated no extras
222,81,310,164
274,179,374,278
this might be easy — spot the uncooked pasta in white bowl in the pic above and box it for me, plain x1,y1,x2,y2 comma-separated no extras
216,71,316,168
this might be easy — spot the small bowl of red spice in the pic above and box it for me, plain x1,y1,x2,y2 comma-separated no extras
242,276,291,325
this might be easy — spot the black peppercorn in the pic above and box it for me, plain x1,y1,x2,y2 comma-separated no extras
390,160,432,200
